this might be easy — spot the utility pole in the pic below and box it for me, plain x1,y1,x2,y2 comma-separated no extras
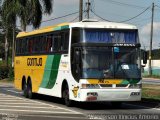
79,0,83,21
149,3,154,76
86,0,91,19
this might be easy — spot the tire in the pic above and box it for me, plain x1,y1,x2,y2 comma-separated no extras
63,85,72,107
22,82,28,98
27,81,33,99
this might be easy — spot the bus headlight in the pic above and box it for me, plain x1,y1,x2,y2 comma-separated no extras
81,84,100,89
129,84,142,89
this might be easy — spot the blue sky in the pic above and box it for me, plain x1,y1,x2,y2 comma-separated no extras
27,0,160,50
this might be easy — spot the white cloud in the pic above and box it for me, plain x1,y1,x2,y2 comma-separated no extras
140,22,160,50
141,22,160,36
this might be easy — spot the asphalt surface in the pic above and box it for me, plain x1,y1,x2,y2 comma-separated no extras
142,78,160,84
0,82,160,120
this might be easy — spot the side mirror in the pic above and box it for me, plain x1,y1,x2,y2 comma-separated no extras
143,51,147,64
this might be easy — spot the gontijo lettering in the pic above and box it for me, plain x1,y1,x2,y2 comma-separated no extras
27,58,42,66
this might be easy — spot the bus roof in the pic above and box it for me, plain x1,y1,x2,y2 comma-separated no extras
17,23,69,38
70,21,137,29
17,21,137,38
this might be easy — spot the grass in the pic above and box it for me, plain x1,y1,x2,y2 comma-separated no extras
143,75,160,79
142,84,160,101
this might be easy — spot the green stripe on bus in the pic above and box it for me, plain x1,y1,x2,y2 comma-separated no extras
40,55,61,89
46,55,61,89
40,56,55,88
121,79,140,84
54,25,69,31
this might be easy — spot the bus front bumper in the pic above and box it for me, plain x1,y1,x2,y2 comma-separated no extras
79,89,141,102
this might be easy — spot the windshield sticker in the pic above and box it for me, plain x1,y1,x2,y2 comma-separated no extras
114,47,119,53
121,65,130,70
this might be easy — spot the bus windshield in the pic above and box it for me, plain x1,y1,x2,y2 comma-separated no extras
82,29,138,44
81,47,141,79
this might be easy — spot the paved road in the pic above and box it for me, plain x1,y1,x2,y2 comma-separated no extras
0,83,160,120
142,78,160,85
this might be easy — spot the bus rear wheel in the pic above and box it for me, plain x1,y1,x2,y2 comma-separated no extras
22,82,28,98
27,81,33,99
63,85,72,107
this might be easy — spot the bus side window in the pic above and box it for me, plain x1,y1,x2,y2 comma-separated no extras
52,35,61,52
19,39,22,54
60,31,69,53
39,36,42,53
40,36,45,53
49,35,53,52
32,37,36,53
16,39,20,55
44,36,48,53
46,35,53,52
58,35,62,52
63,31,69,51
59,34,63,51
42,36,45,53
22,38,25,54
53,36,58,52
35,37,39,53
25,38,27,54
28,38,33,54
22,38,26,55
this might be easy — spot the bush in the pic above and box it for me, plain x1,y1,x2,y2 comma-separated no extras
0,64,9,80
8,67,14,81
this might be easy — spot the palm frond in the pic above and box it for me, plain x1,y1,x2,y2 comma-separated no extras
41,0,53,14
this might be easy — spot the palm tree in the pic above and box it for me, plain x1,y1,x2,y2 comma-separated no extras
23,0,53,30
1,0,20,66
1,0,53,66
2,0,53,30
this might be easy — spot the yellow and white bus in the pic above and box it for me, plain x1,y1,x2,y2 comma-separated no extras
14,20,145,106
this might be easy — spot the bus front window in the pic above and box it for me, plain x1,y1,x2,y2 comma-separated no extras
82,47,114,79
113,47,141,79
81,47,141,79
83,29,138,44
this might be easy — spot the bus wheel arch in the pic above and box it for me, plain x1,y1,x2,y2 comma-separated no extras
62,80,73,107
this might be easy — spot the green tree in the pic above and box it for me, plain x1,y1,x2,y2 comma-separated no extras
2,0,53,30
20,0,53,30
1,0,53,66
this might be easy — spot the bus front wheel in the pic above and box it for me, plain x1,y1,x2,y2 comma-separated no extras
63,85,72,107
